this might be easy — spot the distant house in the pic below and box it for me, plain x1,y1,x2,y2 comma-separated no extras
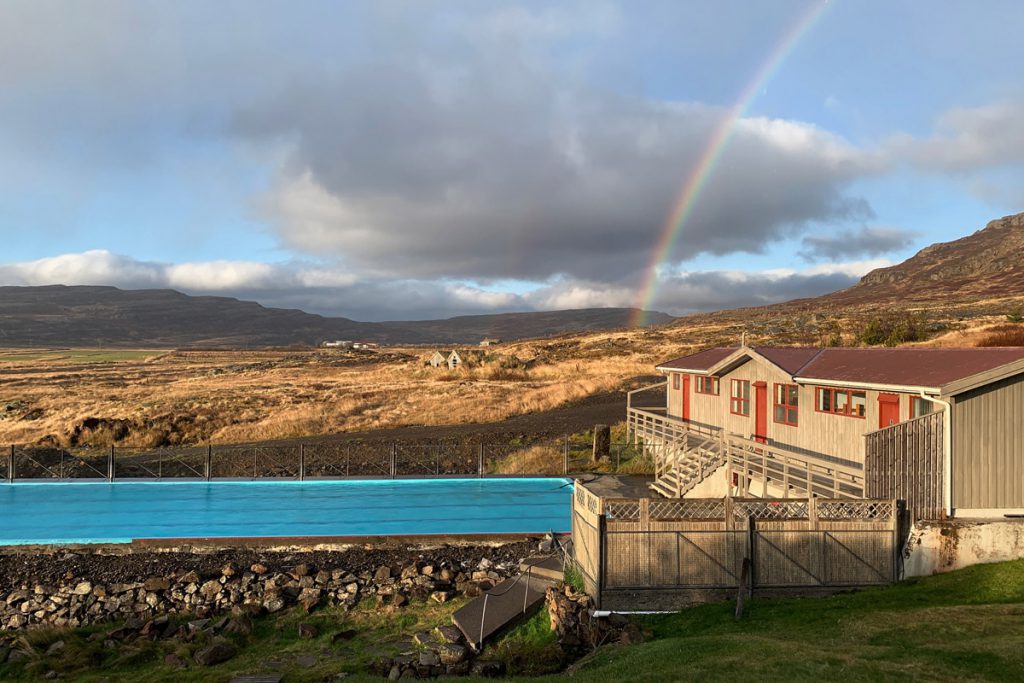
447,350,463,370
479,338,501,347
428,351,447,368
629,344,1024,519
322,340,353,348
352,341,379,350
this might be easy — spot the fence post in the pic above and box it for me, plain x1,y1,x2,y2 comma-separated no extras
8,445,14,483
299,444,305,481
478,443,484,478
724,495,734,531
108,445,114,482
563,436,569,475
206,445,212,481
747,515,756,596
391,442,397,479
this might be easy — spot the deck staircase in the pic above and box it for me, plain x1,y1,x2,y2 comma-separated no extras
649,431,725,499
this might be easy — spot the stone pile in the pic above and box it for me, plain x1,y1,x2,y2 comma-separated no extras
369,624,506,679
545,585,645,653
1,557,515,632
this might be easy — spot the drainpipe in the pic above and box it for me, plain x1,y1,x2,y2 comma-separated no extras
916,391,953,517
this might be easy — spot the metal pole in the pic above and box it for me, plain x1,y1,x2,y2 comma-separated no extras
60,448,65,480
563,436,569,475
108,445,114,482
253,448,258,479
478,443,484,478
206,445,212,481
523,567,532,613
8,445,14,483
299,444,305,481
346,447,350,478
478,593,489,650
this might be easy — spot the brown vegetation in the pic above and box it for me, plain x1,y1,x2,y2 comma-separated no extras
975,324,1024,347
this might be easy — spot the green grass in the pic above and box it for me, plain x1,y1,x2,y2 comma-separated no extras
5,561,1024,681
566,558,1024,682
0,349,162,364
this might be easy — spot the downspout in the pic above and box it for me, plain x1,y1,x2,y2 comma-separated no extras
916,391,953,517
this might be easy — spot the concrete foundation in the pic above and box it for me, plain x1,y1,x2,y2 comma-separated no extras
904,518,1024,577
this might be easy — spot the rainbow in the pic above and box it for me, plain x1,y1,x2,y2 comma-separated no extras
632,1,831,326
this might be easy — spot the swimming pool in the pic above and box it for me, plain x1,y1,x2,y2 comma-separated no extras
0,478,573,545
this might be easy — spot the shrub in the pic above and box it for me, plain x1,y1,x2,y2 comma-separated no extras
857,312,930,346
1007,309,1024,324
976,325,1024,347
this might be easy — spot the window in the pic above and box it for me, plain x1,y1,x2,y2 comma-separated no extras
815,387,867,418
672,373,680,391
773,383,799,426
695,376,720,395
730,379,750,416
910,397,934,419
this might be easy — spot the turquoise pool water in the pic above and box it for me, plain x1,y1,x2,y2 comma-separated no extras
0,478,573,545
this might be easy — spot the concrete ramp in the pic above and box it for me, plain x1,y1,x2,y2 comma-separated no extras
452,559,560,649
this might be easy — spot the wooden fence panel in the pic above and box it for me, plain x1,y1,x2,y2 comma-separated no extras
822,531,894,585
865,411,943,520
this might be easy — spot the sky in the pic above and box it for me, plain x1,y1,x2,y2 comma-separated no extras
1,0,1023,321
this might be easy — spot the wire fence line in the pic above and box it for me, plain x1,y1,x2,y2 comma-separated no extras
1,439,657,482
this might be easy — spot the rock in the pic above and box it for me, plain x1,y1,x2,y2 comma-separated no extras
164,653,187,668
45,640,66,656
221,563,238,577
392,593,408,608
418,650,440,667
434,625,463,644
44,671,61,680
437,643,468,665
470,660,506,677
430,590,454,604
263,596,285,614
331,628,357,643
295,654,318,668
179,571,201,584
250,563,269,575
224,616,254,635
292,563,310,577
388,664,402,680
143,577,170,592
194,641,236,667
374,566,391,582
72,581,92,596
7,649,29,663
298,622,318,639
200,580,223,597
297,587,322,613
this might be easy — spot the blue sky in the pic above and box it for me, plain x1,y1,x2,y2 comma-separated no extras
1,0,1022,320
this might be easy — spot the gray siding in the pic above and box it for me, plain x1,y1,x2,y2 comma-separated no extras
952,372,1024,510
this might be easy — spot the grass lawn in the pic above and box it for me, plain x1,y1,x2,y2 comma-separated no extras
568,558,1024,682
3,560,1024,681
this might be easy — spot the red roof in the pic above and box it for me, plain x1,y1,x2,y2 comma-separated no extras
657,347,737,371
797,347,1024,388
752,347,823,375
657,346,1024,389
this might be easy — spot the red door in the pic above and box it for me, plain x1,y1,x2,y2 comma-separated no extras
681,374,691,421
878,393,900,428
753,381,768,444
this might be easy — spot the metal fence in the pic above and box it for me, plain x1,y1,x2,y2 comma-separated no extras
1,438,653,482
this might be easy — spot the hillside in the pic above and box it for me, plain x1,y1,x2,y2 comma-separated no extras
0,285,672,347
820,211,1024,307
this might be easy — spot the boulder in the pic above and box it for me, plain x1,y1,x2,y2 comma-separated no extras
194,641,236,667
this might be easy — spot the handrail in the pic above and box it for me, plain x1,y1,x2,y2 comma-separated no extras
476,564,536,650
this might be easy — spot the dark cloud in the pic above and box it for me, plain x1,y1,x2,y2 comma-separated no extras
798,226,918,261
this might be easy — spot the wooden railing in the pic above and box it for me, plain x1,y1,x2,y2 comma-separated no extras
725,436,865,499
627,406,865,501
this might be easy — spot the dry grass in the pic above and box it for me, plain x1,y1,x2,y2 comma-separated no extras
975,324,1024,347
3,294,1010,448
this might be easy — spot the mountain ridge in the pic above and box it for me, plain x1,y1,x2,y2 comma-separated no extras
0,284,673,347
